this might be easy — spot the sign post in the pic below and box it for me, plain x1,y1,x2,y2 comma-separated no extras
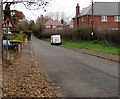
2,17,14,59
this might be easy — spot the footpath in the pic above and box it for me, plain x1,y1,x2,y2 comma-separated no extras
2,41,56,97
0,58,2,98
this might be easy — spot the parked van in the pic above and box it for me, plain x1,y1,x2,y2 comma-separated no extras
51,35,62,45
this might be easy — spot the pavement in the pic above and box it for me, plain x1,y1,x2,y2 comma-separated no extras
0,58,2,98
20,41,33,60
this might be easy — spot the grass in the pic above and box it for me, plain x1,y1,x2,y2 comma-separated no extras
62,41,120,55
42,38,120,55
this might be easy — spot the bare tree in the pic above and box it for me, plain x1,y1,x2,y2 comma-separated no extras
3,0,51,11
55,11,60,20
45,11,69,23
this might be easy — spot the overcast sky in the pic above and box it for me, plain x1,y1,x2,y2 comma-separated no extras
8,0,120,21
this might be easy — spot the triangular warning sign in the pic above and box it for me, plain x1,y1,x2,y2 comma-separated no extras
2,17,14,28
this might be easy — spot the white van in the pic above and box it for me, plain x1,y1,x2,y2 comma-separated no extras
51,35,62,45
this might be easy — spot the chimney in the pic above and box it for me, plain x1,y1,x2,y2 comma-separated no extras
76,3,80,16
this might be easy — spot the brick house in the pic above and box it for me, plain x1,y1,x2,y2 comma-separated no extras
67,20,74,28
44,19,63,30
73,2,120,30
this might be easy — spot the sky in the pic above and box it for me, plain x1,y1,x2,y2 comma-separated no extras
5,0,120,21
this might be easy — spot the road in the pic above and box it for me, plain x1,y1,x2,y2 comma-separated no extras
31,36,118,97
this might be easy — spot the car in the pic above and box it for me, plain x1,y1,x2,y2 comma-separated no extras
51,35,62,45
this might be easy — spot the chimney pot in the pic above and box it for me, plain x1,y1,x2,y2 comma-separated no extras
76,3,80,16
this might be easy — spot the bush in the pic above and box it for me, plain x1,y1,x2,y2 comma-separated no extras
95,30,120,46
10,30,20,34
12,32,27,42
36,27,120,46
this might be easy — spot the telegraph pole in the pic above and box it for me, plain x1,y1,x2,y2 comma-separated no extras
0,0,3,98
91,0,94,35
0,0,3,60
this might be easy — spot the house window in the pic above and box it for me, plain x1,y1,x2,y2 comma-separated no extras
69,25,74,28
46,25,50,28
52,26,57,28
101,16,107,22
115,16,120,22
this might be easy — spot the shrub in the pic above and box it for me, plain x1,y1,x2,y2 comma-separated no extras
37,27,119,46
12,32,27,42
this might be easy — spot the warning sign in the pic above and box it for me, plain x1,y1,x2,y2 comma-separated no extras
2,17,14,28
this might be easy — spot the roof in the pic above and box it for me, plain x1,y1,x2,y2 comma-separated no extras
78,2,119,17
45,19,63,26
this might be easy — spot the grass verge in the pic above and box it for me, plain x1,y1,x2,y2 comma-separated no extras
42,39,120,55
62,41,120,55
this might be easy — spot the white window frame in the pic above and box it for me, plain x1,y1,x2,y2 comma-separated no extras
52,25,57,28
115,16,120,22
69,25,74,28
101,16,107,22
46,25,51,28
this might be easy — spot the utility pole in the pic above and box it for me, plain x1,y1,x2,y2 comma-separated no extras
91,0,94,35
0,0,3,60
0,0,3,98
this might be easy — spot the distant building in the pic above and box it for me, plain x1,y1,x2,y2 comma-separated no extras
73,2,120,30
44,19,63,30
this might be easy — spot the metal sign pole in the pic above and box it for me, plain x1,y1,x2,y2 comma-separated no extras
6,28,9,59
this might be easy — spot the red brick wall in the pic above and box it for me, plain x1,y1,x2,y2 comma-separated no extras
73,18,78,28
73,15,119,30
92,16,119,29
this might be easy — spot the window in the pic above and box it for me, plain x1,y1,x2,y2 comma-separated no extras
101,16,107,21
69,25,74,28
46,25,50,28
52,26,57,28
115,16,120,22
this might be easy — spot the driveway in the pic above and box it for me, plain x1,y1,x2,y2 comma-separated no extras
31,36,118,97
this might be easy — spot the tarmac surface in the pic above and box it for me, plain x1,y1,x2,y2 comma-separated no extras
31,36,119,97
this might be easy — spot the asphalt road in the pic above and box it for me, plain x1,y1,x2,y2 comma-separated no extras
31,36,118,97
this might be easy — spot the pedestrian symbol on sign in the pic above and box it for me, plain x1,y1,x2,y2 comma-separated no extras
2,17,14,28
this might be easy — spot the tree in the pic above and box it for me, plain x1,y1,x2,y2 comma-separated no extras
45,11,69,24
11,10,25,24
15,19,29,31
28,20,35,30
32,15,47,38
4,3,11,20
